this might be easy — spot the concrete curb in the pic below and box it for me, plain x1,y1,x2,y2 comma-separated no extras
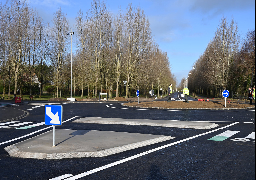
74,118,219,129
121,104,255,110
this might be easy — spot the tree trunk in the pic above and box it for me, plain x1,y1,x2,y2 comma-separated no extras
81,82,83,98
116,81,119,97
88,85,90,97
14,64,19,98
125,76,129,98
2,80,5,99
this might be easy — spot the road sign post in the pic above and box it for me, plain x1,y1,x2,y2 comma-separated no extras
136,90,139,104
222,90,229,107
53,125,55,147
45,105,63,147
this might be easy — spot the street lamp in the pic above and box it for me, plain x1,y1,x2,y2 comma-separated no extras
67,31,75,101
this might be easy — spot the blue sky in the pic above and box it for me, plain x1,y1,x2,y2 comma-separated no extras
4,0,255,85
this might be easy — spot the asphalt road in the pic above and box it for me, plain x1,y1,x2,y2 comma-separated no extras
0,99,255,180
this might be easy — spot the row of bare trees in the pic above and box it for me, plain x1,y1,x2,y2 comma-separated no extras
187,18,255,97
74,1,175,98
0,0,175,99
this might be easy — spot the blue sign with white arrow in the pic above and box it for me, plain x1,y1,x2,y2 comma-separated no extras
45,105,62,125
136,90,139,97
222,90,229,98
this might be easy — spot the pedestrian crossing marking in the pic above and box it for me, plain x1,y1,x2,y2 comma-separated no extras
208,130,240,141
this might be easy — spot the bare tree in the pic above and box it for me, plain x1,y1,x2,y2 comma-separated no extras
49,7,69,98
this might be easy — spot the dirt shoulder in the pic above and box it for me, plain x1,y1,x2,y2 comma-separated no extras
123,100,255,109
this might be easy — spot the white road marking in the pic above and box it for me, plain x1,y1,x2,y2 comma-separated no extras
0,116,79,146
137,109,148,110
208,130,240,141
9,122,33,127
193,121,229,123
121,108,128,109
217,130,240,137
0,121,19,125
249,109,255,111
245,132,255,139
0,126,11,129
15,122,45,129
111,107,116,108
168,110,180,111
52,122,239,180
27,109,33,111
244,122,253,123
231,132,255,142
49,174,73,180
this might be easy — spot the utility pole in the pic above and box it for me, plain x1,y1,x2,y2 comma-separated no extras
67,31,75,101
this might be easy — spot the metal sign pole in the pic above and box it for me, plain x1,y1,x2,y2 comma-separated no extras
225,97,226,107
53,125,55,147
138,96,139,104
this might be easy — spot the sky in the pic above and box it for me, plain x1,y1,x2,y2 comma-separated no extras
2,0,255,85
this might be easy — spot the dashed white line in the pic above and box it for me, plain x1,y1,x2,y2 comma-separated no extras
121,108,128,110
15,122,45,129
0,126,11,129
52,121,239,180
0,121,19,125
9,122,33,127
137,109,148,110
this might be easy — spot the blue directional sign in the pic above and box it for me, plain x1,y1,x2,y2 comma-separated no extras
222,90,229,98
45,105,62,125
136,90,139,97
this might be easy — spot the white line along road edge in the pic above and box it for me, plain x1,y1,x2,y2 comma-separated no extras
50,121,239,180
0,116,80,146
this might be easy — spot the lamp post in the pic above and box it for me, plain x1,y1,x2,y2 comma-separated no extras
67,31,74,101
188,73,192,88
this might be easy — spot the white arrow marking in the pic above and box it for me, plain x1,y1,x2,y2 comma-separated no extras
245,132,255,139
46,107,60,124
